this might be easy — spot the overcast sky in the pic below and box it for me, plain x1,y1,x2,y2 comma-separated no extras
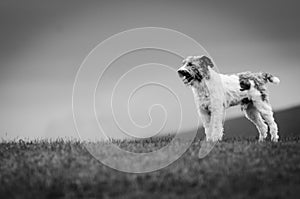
1,0,300,139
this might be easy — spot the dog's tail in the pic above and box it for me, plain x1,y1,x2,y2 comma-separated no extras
263,72,280,85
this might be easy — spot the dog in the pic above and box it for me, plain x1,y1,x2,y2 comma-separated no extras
177,55,280,142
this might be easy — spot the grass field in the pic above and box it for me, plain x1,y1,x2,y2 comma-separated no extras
1,136,300,199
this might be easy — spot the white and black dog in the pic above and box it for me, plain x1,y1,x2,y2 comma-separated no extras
177,55,280,142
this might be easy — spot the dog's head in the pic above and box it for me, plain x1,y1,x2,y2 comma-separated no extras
177,55,214,86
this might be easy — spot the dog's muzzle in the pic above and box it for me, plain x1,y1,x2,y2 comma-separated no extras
177,69,194,84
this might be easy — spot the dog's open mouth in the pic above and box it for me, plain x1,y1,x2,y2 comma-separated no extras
178,70,194,84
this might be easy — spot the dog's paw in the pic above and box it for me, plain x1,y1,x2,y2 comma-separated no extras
258,132,267,142
271,135,279,142
207,136,222,142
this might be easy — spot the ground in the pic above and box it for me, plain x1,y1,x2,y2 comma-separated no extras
1,136,300,199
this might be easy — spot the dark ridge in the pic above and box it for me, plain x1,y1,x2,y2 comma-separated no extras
224,105,300,139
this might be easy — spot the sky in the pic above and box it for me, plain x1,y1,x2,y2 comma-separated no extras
1,0,300,140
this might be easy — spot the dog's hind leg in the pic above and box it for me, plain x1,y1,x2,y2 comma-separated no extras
243,102,268,141
254,101,279,142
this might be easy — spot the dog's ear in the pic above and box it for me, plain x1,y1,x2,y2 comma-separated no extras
193,56,212,80
200,56,214,68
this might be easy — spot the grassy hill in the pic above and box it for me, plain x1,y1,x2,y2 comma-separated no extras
1,138,300,198
1,106,300,198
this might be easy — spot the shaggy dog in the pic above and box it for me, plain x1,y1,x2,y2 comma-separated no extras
177,55,280,142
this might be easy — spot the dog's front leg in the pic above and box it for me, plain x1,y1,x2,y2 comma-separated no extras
206,75,225,141
199,109,211,140
208,103,225,141
205,70,226,142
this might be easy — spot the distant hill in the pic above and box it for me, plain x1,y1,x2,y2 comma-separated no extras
160,106,300,140
222,106,300,139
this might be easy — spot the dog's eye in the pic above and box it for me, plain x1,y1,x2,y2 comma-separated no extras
187,62,192,66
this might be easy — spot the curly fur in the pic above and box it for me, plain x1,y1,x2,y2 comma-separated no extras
177,55,279,142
